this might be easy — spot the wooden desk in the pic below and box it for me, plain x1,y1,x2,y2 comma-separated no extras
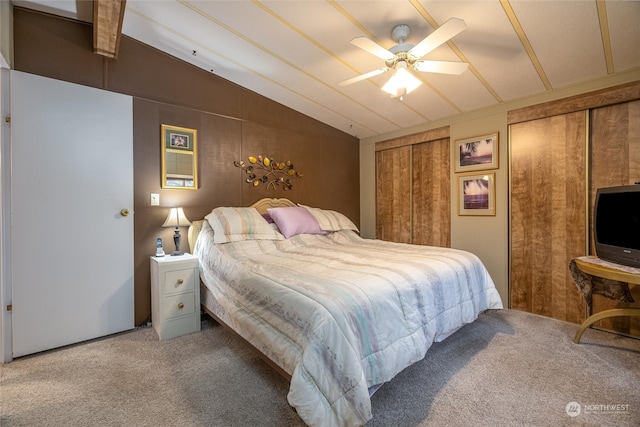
570,256,640,344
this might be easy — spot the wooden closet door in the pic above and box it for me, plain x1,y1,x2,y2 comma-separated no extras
376,146,411,243
510,111,587,323
590,99,640,248
589,100,640,336
412,138,450,247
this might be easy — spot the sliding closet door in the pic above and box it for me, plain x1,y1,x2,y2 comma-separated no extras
590,99,640,247
375,129,451,246
10,71,134,358
588,100,640,336
376,146,411,243
412,138,450,247
510,111,587,323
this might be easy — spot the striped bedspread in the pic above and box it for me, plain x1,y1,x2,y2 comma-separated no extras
194,221,503,426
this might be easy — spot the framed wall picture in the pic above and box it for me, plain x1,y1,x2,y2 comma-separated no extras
458,172,495,216
454,132,498,172
161,124,198,190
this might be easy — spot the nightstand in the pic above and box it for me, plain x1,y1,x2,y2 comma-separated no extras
150,253,200,340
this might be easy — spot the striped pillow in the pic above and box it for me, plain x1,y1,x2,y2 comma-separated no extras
299,205,359,233
205,207,284,244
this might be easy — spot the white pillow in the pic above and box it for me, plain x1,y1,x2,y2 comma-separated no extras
299,205,359,233
205,207,284,244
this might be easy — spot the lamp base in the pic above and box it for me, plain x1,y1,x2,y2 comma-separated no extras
171,227,184,256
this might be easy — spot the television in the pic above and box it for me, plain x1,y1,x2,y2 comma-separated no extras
594,184,640,268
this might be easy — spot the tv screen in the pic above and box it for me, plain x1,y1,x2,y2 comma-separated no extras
594,184,640,268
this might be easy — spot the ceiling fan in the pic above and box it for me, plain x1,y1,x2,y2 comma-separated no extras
339,18,469,99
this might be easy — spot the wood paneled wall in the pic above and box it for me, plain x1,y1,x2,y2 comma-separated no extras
13,8,359,325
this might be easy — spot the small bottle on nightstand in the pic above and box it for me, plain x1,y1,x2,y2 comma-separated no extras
155,237,165,257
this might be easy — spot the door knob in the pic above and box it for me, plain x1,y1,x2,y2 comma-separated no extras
120,208,130,217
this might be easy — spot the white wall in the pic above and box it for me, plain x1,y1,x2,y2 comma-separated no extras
450,113,508,303
360,69,640,306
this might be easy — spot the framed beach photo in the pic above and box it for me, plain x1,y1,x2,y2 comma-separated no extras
458,172,495,216
454,132,498,173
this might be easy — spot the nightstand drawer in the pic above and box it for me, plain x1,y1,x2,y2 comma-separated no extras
163,292,196,319
164,268,196,294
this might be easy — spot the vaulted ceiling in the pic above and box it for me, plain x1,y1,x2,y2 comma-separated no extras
13,1,640,139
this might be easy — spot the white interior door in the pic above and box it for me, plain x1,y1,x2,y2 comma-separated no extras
10,71,134,358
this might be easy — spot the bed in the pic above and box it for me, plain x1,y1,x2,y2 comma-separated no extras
189,198,503,427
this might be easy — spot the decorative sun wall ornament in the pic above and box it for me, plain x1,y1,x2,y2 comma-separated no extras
234,155,303,190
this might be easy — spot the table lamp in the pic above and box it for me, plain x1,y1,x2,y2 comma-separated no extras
162,207,192,256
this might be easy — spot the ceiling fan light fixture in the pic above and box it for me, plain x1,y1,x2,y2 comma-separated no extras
341,18,466,95
382,62,422,98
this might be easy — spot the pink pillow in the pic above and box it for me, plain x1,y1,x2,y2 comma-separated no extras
267,207,326,239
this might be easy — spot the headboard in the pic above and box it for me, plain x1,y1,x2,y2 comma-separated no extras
187,197,297,253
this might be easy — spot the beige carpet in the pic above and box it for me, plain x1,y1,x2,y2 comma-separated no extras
1,309,639,426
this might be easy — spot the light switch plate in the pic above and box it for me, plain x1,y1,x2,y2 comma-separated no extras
150,193,160,206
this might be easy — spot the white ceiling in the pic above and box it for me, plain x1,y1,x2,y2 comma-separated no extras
13,1,640,139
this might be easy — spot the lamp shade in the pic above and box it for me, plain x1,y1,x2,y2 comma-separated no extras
162,207,192,228
382,61,422,98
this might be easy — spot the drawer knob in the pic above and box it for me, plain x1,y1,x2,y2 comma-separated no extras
177,279,184,285
178,303,184,310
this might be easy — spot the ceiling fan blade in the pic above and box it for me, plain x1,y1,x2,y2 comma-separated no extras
339,67,390,86
408,18,466,60
413,60,469,75
350,37,396,61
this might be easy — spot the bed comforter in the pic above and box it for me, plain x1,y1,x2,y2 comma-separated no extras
194,221,503,426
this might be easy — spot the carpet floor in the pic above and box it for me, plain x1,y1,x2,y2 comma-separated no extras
1,309,639,426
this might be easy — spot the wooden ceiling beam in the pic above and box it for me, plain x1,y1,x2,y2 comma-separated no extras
93,0,126,59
